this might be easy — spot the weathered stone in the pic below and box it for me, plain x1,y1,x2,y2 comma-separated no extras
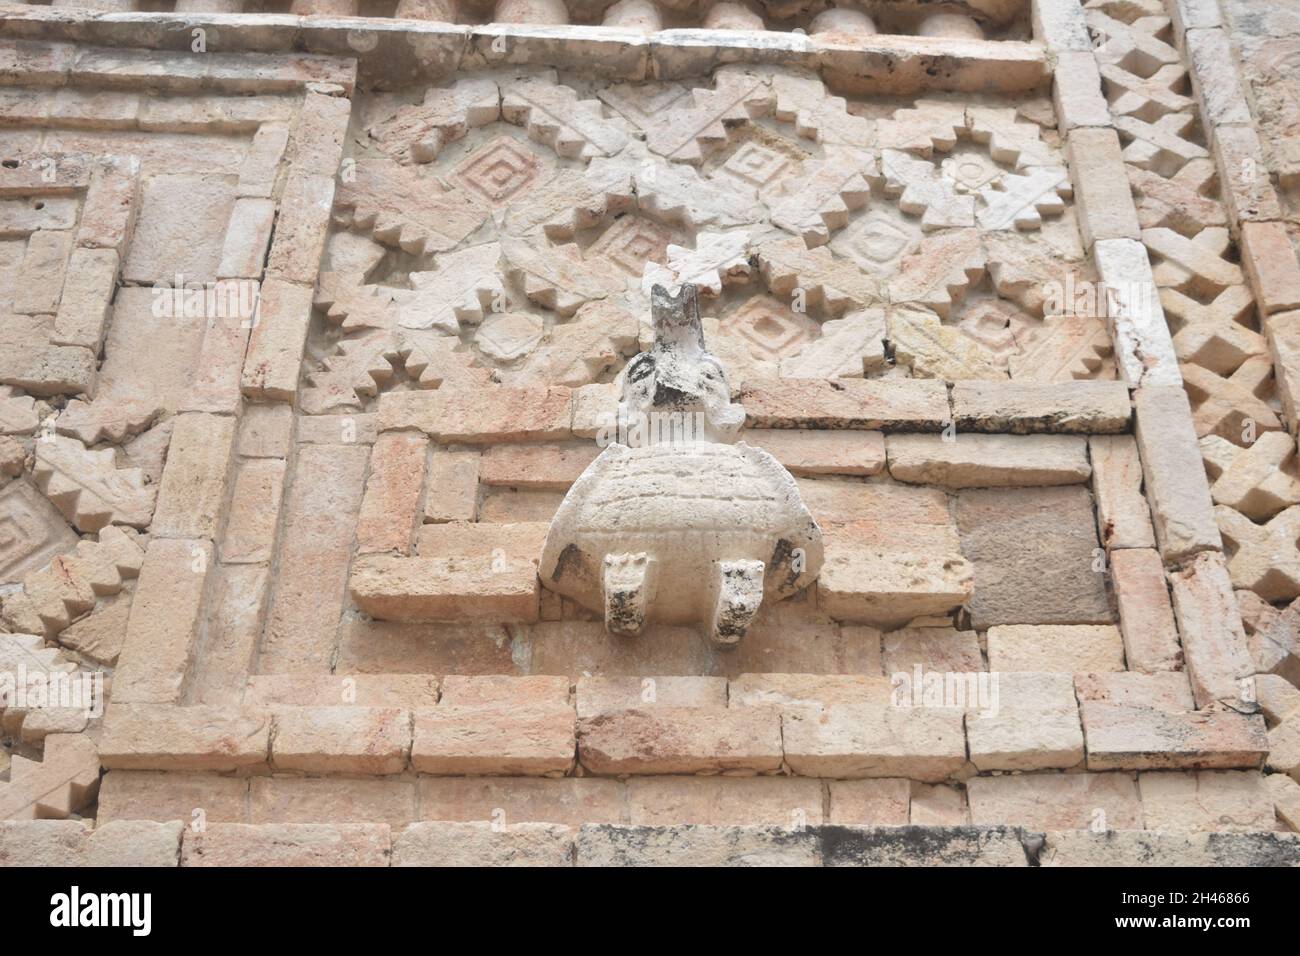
741,378,949,431
1068,127,1141,247
577,707,782,775
1133,384,1224,563
356,431,428,555
986,624,1125,672
967,772,1143,829
394,821,573,866
1139,769,1275,831
826,779,911,826
349,553,539,622
1109,548,1183,672
250,777,416,829
820,825,1032,867
575,675,726,718
99,705,271,772
1088,435,1156,550
1075,671,1195,712
576,824,818,867
1040,829,1300,866
628,776,824,826
418,777,623,826
951,381,1130,434
182,823,391,867
881,627,983,675
887,433,1090,487
967,671,1085,771
97,770,248,825
955,486,1113,629
782,704,967,782
271,706,411,775
742,428,885,477
151,412,236,539
112,537,212,704
1081,702,1268,771
412,704,575,776
1168,551,1255,708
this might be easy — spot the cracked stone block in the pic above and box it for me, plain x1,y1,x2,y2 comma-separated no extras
1138,769,1275,831
886,433,1090,488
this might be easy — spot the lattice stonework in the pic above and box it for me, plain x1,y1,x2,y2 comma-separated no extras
0,0,1298,867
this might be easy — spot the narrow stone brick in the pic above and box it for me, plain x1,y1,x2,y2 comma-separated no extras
1133,385,1222,562
99,705,271,772
51,247,118,350
150,412,236,540
182,305,255,416
1053,50,1111,130
1068,127,1141,246
1040,829,1300,866
422,448,480,522
1081,702,1268,770
576,675,726,718
394,821,573,866
951,381,1130,434
1109,548,1183,672
478,442,600,490
728,674,894,713
247,777,414,829
966,772,1143,829
13,229,72,314
112,537,212,704
578,707,782,775
1088,435,1156,550
237,403,294,458
350,553,539,622
220,457,286,564
96,770,249,825
966,671,1085,772
189,562,270,706
576,824,818,867
986,624,1125,672
217,196,275,279
412,704,575,776
782,704,967,781
265,170,333,285
1265,310,1300,430
1211,124,1283,223
1095,237,1182,388
629,777,824,826
182,823,391,867
1240,220,1300,316
1169,551,1255,708
260,442,368,673
740,378,949,430
826,778,910,825
241,277,314,402
887,433,1090,487
1139,769,1274,831
245,674,439,709
1075,671,1196,712
821,825,1029,866
289,89,351,176
272,706,411,775
742,428,886,477
76,157,140,252
417,777,624,826
433,387,573,443
356,431,428,555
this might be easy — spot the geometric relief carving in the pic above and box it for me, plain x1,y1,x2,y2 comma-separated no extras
0,479,78,585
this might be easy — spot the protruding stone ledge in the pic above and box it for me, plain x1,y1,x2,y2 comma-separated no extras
741,379,949,431
0,820,183,867
576,707,783,775
0,14,1048,93
98,704,272,772
348,554,540,623
951,380,1132,434
1080,701,1269,771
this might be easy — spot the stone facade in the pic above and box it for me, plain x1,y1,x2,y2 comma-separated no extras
0,0,1298,867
